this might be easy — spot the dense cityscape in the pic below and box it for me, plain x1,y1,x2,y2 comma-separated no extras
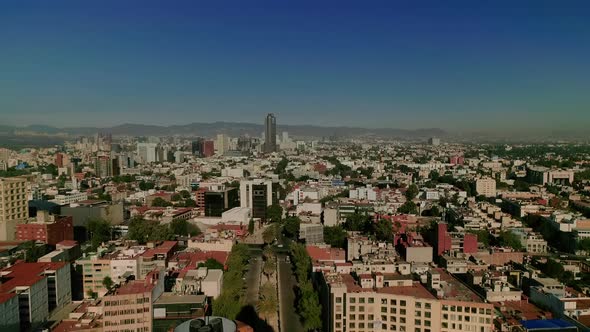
3,2,590,332
0,113,590,332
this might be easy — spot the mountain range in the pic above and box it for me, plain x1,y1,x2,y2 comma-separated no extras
0,123,446,140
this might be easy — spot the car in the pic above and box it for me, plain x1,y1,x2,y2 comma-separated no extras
277,244,284,248
286,256,290,263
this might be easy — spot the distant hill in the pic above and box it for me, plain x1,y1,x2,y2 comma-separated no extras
2,122,447,140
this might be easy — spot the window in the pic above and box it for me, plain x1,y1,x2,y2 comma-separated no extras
400,309,406,315
425,312,431,318
368,297,375,303
350,298,356,304
400,300,406,306
359,314,365,320
425,303,431,310
416,302,422,308
336,297,342,303
368,314,374,320
382,307,388,313
350,314,355,320
360,297,366,303
415,319,421,325
391,299,397,306
350,306,356,312
359,306,365,312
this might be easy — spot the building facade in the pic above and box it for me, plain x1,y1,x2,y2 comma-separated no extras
0,177,29,241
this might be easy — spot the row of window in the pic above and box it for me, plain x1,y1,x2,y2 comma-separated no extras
104,308,149,316
442,305,491,316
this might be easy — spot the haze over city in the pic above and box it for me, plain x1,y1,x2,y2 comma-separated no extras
1,1,589,132
2,3,590,332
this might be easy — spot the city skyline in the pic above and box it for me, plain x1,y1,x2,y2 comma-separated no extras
1,1,589,131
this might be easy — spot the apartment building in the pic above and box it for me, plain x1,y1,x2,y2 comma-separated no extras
322,269,494,332
102,269,165,332
0,262,71,331
0,293,19,332
0,177,29,241
77,252,112,298
475,178,497,198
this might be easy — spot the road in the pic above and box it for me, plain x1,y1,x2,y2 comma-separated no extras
277,249,304,332
245,245,263,305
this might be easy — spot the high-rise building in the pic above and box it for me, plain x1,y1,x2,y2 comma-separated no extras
136,143,158,164
215,134,228,155
240,180,274,219
203,140,215,157
428,137,441,146
264,113,277,153
0,177,29,241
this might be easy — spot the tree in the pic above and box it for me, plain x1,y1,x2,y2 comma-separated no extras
87,218,111,249
324,225,347,249
263,257,277,279
102,276,114,291
298,280,322,331
170,219,201,236
374,218,394,242
498,231,523,250
257,282,278,321
263,224,278,245
139,180,155,191
266,204,283,223
405,184,419,201
398,201,418,214
151,197,172,207
248,218,255,234
198,258,224,270
183,199,197,207
171,193,181,201
180,190,191,199
283,216,300,239
343,212,370,232
86,289,98,299
212,244,251,319
127,217,173,244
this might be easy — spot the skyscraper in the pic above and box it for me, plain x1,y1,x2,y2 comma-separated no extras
264,113,277,153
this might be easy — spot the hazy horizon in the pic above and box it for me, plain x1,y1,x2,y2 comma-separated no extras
1,1,589,131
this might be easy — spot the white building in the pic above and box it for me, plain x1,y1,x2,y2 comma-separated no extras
51,191,88,205
476,178,497,197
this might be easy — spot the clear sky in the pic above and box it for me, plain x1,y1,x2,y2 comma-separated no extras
1,0,589,131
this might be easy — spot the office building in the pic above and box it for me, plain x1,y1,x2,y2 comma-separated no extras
264,113,277,153
239,180,274,219
136,142,158,164
216,134,228,155
475,178,497,198
428,137,441,146
204,187,239,217
0,177,29,241
526,166,575,185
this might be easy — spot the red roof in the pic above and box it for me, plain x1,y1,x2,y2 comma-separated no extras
306,245,346,262
0,262,67,294
171,251,229,278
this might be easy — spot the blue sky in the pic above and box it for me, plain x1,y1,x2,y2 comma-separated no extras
1,1,589,130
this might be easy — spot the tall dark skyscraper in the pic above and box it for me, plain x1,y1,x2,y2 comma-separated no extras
264,113,277,153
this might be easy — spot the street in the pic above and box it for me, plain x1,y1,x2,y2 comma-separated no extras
277,252,304,332
245,245,263,305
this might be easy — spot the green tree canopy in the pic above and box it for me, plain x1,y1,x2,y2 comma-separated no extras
405,184,419,200
324,225,347,249
198,258,224,270
266,204,283,223
283,216,301,239
87,218,111,249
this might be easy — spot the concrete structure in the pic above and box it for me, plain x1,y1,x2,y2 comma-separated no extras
527,166,575,185
322,269,494,332
77,251,112,298
136,142,158,164
299,223,324,244
201,268,224,299
0,177,29,241
51,191,89,205
0,293,19,332
428,137,441,146
0,262,71,331
221,207,251,225
239,179,274,219
435,222,478,256
264,113,277,153
476,178,497,198
102,269,165,332
16,212,74,245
